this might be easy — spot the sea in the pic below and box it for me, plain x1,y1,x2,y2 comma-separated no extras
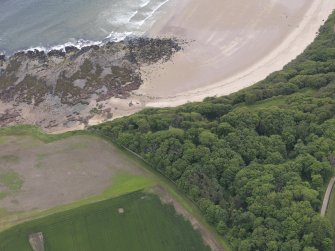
0,0,170,55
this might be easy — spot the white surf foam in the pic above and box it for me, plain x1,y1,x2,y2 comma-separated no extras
132,0,170,27
11,0,171,55
23,39,103,54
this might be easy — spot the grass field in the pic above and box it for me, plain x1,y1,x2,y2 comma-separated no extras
0,191,210,251
0,126,228,250
0,128,156,231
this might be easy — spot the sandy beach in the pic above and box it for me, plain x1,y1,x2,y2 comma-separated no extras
7,0,335,133
135,0,335,107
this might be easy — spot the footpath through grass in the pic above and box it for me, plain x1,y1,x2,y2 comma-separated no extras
0,191,210,251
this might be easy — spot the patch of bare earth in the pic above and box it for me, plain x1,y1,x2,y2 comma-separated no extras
28,232,45,251
0,135,143,213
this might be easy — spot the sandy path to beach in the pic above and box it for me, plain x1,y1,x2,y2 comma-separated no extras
135,0,335,107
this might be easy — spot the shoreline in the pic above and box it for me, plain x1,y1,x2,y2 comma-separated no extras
1,0,335,134
138,0,335,107
45,0,335,134
0,0,173,57
0,38,181,133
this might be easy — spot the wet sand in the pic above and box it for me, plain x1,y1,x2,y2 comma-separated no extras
39,0,335,133
137,0,335,107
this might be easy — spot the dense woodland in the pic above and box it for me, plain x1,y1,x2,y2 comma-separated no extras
91,11,335,251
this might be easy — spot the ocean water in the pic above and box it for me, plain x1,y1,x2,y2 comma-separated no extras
0,0,169,54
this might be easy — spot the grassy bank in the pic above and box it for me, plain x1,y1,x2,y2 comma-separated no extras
0,125,87,143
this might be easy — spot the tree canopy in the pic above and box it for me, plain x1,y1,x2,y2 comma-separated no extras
91,11,335,251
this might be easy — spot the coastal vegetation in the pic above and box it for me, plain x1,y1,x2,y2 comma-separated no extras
91,11,335,250
1,1,333,251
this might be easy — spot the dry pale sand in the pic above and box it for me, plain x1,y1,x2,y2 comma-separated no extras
136,0,335,107
51,0,335,133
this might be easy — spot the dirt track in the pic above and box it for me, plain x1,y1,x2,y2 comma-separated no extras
321,177,335,216
152,186,225,251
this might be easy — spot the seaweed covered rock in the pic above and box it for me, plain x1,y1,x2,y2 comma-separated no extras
0,37,182,131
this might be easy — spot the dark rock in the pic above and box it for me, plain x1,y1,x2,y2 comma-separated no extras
25,50,46,62
26,50,37,58
13,51,25,58
65,46,79,54
91,45,100,51
0,110,20,126
80,46,93,53
0,54,5,61
105,41,116,48
70,46,90,60
47,50,65,57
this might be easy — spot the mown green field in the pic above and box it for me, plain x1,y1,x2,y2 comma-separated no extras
0,191,210,251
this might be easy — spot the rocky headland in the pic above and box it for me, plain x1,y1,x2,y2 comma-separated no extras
0,38,182,131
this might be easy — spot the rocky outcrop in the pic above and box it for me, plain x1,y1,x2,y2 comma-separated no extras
0,37,182,131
